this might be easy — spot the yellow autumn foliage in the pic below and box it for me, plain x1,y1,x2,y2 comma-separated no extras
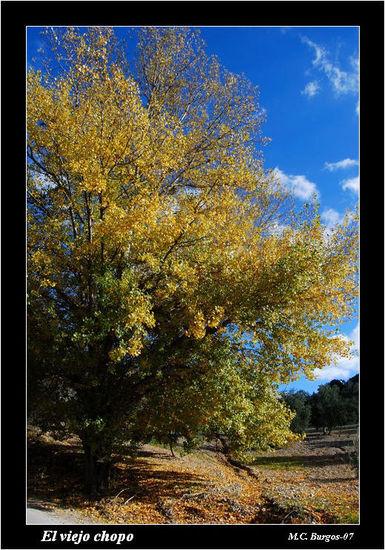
27,27,358,474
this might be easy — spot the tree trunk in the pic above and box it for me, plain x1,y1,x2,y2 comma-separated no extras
168,436,176,458
216,433,230,455
83,443,112,496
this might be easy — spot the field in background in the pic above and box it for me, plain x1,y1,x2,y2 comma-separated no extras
247,425,359,523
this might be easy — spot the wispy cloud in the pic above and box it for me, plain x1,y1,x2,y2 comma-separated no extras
273,167,319,201
301,81,320,98
324,158,359,171
323,159,359,195
340,176,359,194
314,323,359,381
301,36,359,96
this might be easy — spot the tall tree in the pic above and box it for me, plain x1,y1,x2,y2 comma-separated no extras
281,390,311,434
312,384,347,434
341,374,359,424
27,27,359,494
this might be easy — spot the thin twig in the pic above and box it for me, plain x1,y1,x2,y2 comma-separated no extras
114,488,131,499
280,510,295,523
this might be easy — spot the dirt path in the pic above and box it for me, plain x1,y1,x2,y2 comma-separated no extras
27,500,101,524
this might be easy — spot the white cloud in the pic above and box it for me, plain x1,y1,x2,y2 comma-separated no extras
270,222,290,237
301,36,325,65
324,158,359,171
314,323,359,381
323,159,359,195
321,208,344,228
273,167,319,201
350,323,359,352
321,207,357,241
340,176,359,194
321,209,342,240
301,81,320,97
356,101,359,116
314,359,358,381
301,36,359,96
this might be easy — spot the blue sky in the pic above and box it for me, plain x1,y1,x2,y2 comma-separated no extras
27,26,359,395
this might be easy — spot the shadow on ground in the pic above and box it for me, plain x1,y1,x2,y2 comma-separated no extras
27,499,56,512
28,439,207,508
251,452,351,469
306,439,354,449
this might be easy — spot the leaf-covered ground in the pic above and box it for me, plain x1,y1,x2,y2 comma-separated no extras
27,426,358,524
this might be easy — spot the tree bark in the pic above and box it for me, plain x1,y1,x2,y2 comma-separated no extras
168,436,176,458
216,433,230,455
83,443,112,496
